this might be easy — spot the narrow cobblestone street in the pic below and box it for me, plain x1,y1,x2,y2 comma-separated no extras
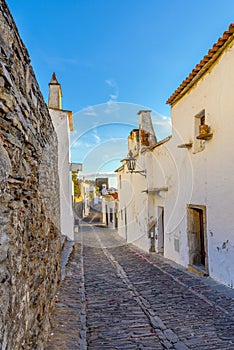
46,222,234,350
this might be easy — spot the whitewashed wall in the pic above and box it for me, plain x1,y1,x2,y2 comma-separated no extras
149,135,193,265
49,109,74,240
117,41,234,288
168,40,234,288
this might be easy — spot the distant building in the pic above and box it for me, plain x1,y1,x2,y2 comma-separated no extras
48,73,74,240
80,182,90,217
102,194,119,230
96,177,109,191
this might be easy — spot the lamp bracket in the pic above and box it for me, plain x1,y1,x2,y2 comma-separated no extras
127,170,146,177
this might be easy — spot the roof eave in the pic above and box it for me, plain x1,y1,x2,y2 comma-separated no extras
167,24,234,106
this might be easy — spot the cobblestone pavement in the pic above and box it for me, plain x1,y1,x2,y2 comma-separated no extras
46,223,234,350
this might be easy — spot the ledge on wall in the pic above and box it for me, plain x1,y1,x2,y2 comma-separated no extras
177,142,193,149
196,132,213,140
142,187,168,193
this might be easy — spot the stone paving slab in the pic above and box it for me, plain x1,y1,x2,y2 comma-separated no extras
46,224,234,349
132,246,234,317
84,244,163,350
61,236,75,281
46,244,83,350
102,237,234,349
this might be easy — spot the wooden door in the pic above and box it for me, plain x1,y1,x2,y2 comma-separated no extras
188,207,205,266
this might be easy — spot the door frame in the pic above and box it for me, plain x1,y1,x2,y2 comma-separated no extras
156,206,164,255
187,204,209,274
124,207,127,241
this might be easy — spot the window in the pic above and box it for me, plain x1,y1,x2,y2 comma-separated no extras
193,109,205,153
200,115,205,126
119,175,122,189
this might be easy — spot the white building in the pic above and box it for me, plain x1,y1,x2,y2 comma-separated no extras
48,73,74,240
80,182,91,217
102,194,119,229
117,111,158,249
116,24,234,289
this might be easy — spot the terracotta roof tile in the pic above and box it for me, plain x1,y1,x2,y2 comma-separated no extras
150,135,172,150
167,23,234,105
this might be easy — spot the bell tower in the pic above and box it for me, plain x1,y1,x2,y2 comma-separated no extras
48,72,62,109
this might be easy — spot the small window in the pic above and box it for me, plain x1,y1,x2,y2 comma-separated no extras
194,110,205,153
200,115,205,126
119,175,122,189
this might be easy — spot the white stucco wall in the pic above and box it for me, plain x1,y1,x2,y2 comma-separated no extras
80,183,90,217
118,135,195,255
148,135,194,264
168,40,234,288
129,162,149,250
102,197,118,229
49,109,74,240
117,40,234,288
117,152,152,251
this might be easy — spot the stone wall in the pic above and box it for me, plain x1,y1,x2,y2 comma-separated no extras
0,1,61,349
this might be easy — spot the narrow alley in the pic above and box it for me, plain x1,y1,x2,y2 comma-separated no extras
46,219,234,350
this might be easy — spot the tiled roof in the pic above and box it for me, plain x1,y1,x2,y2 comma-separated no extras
114,165,124,173
141,135,172,153
167,23,234,106
150,135,172,150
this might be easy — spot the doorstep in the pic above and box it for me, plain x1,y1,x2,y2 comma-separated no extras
188,264,208,277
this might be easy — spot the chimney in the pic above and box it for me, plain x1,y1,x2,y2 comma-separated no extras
128,129,139,155
48,72,62,109
138,110,157,150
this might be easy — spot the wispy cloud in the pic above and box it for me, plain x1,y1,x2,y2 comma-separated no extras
105,79,117,88
71,140,94,149
153,120,172,127
92,128,101,144
110,94,118,100
104,100,120,114
83,106,97,116
105,79,119,102
80,171,117,178
44,55,78,65
104,79,120,114
38,48,95,69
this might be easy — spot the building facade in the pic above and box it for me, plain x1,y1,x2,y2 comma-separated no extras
48,73,74,240
102,194,119,229
117,24,234,289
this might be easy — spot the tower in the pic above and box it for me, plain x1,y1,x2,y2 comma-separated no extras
48,73,74,240
48,72,62,109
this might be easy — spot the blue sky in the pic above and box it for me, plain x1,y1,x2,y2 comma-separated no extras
70,102,171,183
6,0,234,184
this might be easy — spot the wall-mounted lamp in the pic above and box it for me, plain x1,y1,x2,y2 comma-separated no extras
125,150,146,177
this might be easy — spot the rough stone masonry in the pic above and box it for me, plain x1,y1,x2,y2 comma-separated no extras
0,1,61,349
